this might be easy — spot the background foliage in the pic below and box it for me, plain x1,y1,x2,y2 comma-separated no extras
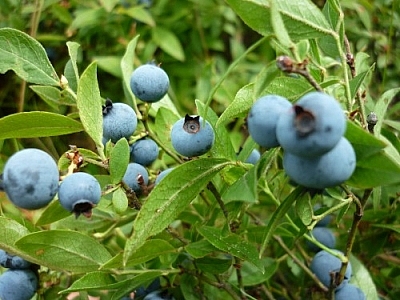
0,0,399,299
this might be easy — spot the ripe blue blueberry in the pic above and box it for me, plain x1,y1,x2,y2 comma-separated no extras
283,137,356,189
306,227,336,252
335,283,366,300
0,269,38,300
310,249,352,289
130,139,159,166
247,95,291,148
171,115,215,157
0,249,31,269
3,148,59,210
276,92,346,157
135,278,161,298
130,64,169,103
314,204,333,227
123,163,149,194
155,168,174,185
143,290,175,300
245,149,261,164
102,99,138,143
58,172,102,218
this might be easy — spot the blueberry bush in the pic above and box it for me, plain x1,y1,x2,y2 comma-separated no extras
0,0,399,299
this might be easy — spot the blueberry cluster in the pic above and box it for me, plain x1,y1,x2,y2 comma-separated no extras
0,250,38,300
247,92,356,189
306,207,365,299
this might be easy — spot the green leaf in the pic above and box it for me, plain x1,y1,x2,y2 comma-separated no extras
349,254,379,300
185,240,218,259
347,150,400,188
112,187,129,214
60,271,117,293
95,56,122,78
15,230,112,272
65,41,81,91
0,27,59,85
30,85,76,106
0,111,83,140
102,239,176,269
123,158,233,264
373,87,400,136
197,226,263,271
345,120,386,161
217,83,254,126
349,66,374,100
0,216,30,252
253,62,280,99
195,257,232,274
262,76,311,101
77,61,104,153
295,192,313,226
196,100,236,159
109,138,130,184
154,107,180,152
371,224,400,234
152,27,185,61
229,258,278,286
35,200,71,226
110,271,166,300
225,0,332,41
259,186,304,257
222,166,257,203
122,6,155,27
270,0,293,47
121,35,139,108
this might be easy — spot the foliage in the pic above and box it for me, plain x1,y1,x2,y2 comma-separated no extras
0,0,399,299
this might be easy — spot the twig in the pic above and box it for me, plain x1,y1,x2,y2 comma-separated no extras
274,235,329,292
207,182,229,220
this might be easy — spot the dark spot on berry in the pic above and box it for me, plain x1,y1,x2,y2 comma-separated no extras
294,105,316,137
183,114,201,134
102,98,113,115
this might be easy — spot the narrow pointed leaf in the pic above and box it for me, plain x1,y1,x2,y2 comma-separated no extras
121,35,139,108
123,158,233,264
109,138,130,184
77,62,103,151
259,186,304,257
0,28,59,85
0,111,83,139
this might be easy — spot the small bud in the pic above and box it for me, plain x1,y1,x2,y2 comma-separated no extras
60,75,69,89
293,105,316,137
276,56,293,72
367,112,378,133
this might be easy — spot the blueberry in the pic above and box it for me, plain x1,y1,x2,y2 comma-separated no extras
102,100,138,143
0,249,31,269
335,283,366,300
310,250,352,289
130,64,169,103
58,172,102,218
155,168,174,185
171,115,215,157
247,95,291,148
130,139,159,166
283,137,356,189
276,92,346,157
143,290,175,300
135,277,161,298
313,204,333,227
245,149,261,164
306,227,336,252
3,148,59,210
123,163,149,194
0,269,38,300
